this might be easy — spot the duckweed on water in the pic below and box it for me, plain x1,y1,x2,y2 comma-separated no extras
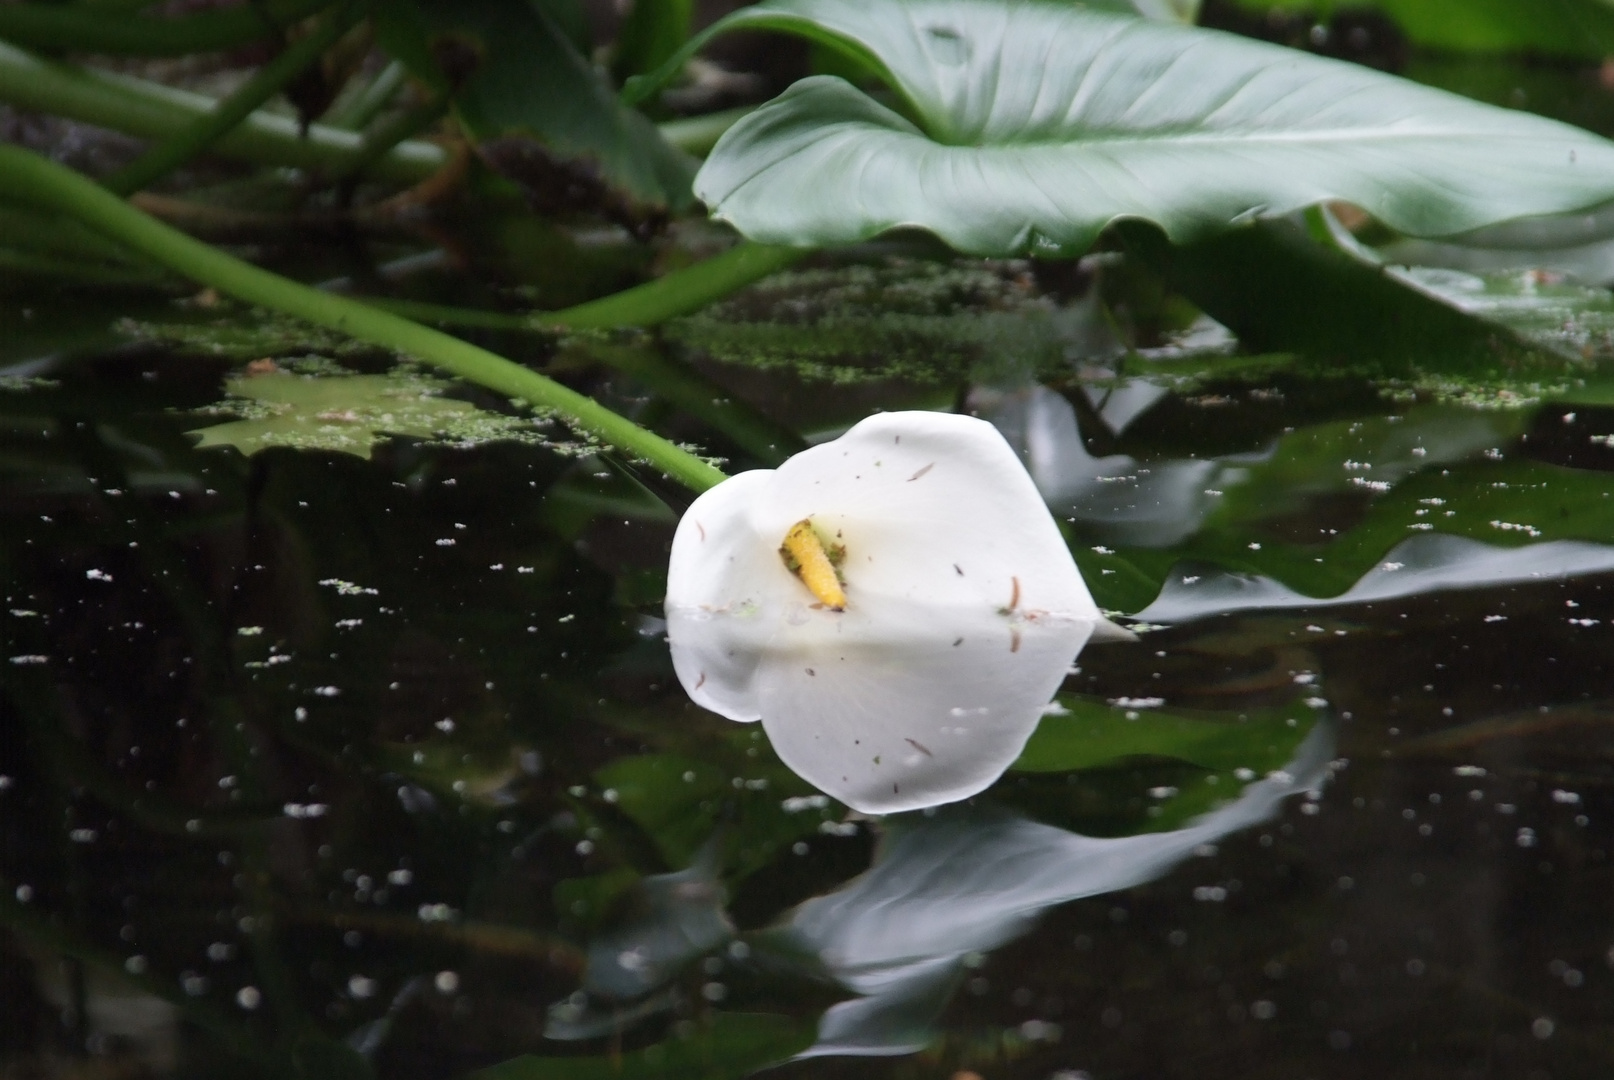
187,364,587,459
117,306,390,363
666,259,1073,385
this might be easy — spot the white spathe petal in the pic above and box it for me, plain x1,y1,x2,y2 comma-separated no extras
666,470,791,721
756,411,1098,619
665,410,1107,810
757,598,1092,814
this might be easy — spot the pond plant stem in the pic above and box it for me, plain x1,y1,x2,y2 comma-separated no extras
0,38,444,185
105,3,361,195
0,144,731,494
0,0,334,56
323,57,408,131
365,242,806,330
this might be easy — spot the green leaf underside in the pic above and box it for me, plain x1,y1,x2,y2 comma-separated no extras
686,0,1614,256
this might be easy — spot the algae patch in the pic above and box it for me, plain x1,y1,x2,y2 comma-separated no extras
666,259,1075,385
188,366,581,459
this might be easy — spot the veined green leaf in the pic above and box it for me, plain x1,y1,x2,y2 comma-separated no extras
670,0,1614,257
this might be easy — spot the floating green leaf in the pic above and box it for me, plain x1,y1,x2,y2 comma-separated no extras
662,0,1614,256
189,369,569,459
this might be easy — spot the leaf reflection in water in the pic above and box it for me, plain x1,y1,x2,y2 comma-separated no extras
782,719,1336,1057
1140,532,1614,623
978,383,1521,549
553,720,1334,1058
665,411,1125,814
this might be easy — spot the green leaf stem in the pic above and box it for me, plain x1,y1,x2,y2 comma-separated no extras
0,143,728,493
104,3,362,195
0,39,445,186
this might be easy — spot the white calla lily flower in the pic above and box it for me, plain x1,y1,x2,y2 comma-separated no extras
665,410,1119,814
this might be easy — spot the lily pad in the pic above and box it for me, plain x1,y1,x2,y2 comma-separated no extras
188,369,569,459
648,0,1614,257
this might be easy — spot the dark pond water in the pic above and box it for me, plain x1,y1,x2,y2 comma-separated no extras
5,237,1614,1080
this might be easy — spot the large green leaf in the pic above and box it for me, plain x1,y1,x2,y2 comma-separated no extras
668,0,1614,256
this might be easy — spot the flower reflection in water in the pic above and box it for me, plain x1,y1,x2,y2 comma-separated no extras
665,410,1126,814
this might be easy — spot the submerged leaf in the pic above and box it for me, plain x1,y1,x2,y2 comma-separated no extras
677,0,1614,256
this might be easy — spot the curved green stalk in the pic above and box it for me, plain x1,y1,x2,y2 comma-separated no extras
0,40,444,186
330,96,448,182
658,105,757,156
0,144,727,493
323,57,408,130
543,242,808,327
107,4,360,195
0,0,333,56
364,241,805,330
